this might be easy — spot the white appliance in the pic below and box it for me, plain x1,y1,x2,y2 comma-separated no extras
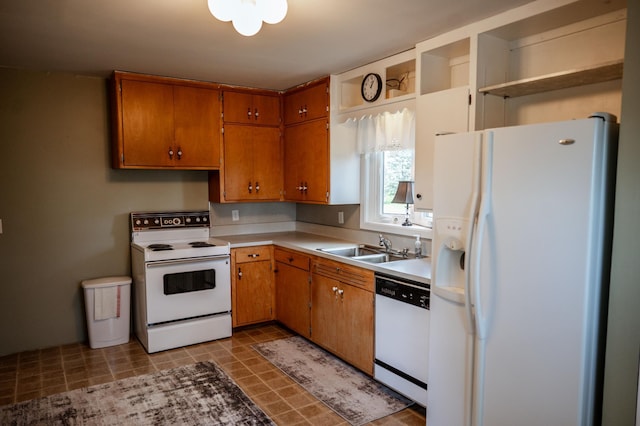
374,273,430,406
428,113,618,426
130,211,232,353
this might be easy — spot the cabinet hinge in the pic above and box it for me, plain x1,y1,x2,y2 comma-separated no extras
121,153,124,163
326,192,329,202
309,326,312,336
118,82,122,93
221,127,224,134
219,92,224,101
469,93,472,105
326,122,329,130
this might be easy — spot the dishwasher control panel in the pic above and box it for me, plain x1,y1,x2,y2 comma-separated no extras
375,274,429,309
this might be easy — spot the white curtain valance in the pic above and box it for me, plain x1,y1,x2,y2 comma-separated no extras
351,108,415,153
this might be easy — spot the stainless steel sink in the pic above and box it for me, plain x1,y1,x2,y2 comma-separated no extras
317,245,411,264
317,246,380,257
351,253,390,263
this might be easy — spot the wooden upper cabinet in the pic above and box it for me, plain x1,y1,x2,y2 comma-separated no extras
220,124,282,202
173,85,222,168
284,78,329,125
283,119,329,203
111,71,221,170
223,90,281,126
119,79,175,167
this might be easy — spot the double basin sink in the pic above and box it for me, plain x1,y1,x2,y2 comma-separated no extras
317,244,414,264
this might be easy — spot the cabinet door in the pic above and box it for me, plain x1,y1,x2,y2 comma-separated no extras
222,124,254,201
283,120,329,203
234,260,274,326
275,262,310,338
222,125,281,201
310,273,340,353
414,86,470,210
284,81,328,125
337,284,374,374
252,94,281,126
224,91,281,126
173,85,221,168
252,126,282,200
121,79,174,167
223,91,254,124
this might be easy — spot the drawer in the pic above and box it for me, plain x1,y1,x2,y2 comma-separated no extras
312,258,374,292
275,248,310,271
234,246,272,263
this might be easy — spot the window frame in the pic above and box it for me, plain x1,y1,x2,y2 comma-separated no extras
359,151,432,239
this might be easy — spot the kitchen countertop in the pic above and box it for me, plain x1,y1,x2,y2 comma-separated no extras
218,231,431,285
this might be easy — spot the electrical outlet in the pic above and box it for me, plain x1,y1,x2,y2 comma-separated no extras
338,211,344,224
231,210,239,221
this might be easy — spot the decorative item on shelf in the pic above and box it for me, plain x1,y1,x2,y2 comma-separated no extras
392,180,414,226
361,73,383,102
207,0,288,37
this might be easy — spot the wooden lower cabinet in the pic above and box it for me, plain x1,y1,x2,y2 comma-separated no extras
274,248,311,338
232,246,274,327
310,258,375,375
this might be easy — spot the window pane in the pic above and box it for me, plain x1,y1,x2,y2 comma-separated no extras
383,150,414,214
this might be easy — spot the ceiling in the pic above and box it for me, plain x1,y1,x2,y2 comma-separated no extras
0,0,541,91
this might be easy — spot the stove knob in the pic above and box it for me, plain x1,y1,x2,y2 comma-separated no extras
143,219,149,225
135,219,142,226
186,217,192,223
195,217,201,223
173,218,181,225
154,219,160,225
202,217,208,223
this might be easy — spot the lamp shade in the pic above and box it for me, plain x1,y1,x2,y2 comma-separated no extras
392,181,414,205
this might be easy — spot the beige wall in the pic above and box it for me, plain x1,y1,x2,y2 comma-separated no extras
0,69,210,356
601,0,640,423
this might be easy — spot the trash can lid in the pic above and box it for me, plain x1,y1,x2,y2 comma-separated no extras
81,276,132,289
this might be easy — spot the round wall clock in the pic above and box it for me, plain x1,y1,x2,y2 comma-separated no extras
361,73,382,102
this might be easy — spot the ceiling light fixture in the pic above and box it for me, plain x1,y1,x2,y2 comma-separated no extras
207,0,288,37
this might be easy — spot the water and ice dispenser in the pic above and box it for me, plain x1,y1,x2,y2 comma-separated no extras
432,217,469,301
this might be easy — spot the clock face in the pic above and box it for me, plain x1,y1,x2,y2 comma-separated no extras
361,73,382,102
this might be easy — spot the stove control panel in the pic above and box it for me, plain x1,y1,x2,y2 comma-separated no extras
131,211,210,231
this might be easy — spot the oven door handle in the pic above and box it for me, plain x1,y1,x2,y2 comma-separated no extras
146,256,229,268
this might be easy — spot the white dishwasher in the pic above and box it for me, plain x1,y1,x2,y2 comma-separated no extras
374,273,430,406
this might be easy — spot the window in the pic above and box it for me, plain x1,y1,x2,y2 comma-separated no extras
358,109,432,237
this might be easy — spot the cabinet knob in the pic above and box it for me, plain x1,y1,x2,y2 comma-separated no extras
247,108,252,118
332,286,338,293
168,148,174,159
238,268,243,279
177,148,182,159
255,182,260,192
248,253,260,258
288,257,294,263
248,181,253,193
416,193,422,200
254,108,259,119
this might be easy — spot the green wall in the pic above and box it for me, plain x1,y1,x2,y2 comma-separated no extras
0,69,210,356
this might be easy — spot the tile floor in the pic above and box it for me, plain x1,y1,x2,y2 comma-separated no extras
0,324,425,425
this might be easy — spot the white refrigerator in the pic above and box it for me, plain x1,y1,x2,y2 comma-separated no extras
427,113,618,426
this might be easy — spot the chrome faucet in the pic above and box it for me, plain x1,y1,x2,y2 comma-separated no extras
378,234,392,252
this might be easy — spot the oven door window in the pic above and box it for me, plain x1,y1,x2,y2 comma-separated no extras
163,269,216,295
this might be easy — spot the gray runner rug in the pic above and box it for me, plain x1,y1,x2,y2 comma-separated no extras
252,336,413,425
0,361,274,425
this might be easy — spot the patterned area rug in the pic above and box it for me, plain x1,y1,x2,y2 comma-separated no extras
0,361,274,425
252,336,412,426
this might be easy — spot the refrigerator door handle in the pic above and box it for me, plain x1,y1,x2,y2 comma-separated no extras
472,132,493,341
464,133,483,333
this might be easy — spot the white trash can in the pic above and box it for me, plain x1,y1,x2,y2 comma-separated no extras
81,276,131,349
